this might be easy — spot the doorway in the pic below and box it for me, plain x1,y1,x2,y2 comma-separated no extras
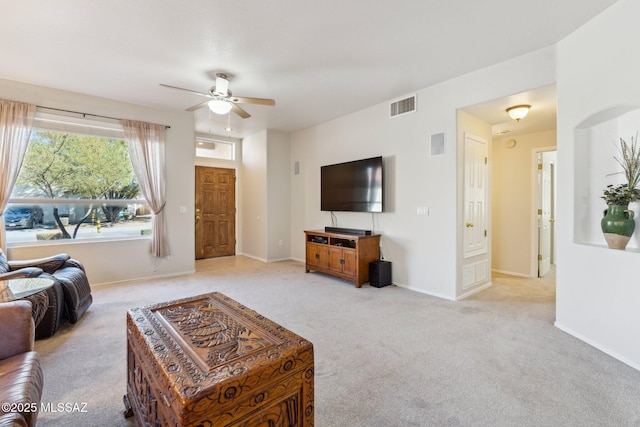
458,84,557,289
194,166,236,259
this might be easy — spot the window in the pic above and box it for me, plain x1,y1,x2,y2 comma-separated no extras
195,137,235,160
4,112,150,245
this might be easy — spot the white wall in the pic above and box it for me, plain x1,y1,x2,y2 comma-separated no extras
290,46,557,300
240,130,268,260
0,78,196,285
556,0,640,370
240,129,292,262
492,130,557,276
266,130,292,261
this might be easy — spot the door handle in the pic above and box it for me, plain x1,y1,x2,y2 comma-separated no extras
466,222,474,228
195,215,201,224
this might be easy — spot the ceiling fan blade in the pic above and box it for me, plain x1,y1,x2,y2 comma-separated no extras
230,96,276,106
186,99,212,112
231,103,251,119
160,83,212,99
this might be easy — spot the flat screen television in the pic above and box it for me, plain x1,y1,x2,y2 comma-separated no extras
321,156,383,212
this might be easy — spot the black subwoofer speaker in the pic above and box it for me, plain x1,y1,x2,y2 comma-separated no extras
369,261,392,288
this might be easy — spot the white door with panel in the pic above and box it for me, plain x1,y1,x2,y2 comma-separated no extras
537,152,554,277
463,133,488,258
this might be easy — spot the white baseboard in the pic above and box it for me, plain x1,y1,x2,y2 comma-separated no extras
394,282,456,301
554,321,640,372
237,252,268,263
456,281,492,300
236,253,294,263
266,257,294,263
491,269,533,278
93,269,196,288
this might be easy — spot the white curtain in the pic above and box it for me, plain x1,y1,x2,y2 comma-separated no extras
0,100,36,251
121,119,170,258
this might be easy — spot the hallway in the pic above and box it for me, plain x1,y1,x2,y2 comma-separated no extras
471,267,557,321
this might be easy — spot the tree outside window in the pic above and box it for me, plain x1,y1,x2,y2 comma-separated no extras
6,128,150,243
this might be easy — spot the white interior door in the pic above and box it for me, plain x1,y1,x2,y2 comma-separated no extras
538,153,552,277
464,133,488,258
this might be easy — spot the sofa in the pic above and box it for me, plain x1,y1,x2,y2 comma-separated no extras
0,300,43,427
0,250,93,339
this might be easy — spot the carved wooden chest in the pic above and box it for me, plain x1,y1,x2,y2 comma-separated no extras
124,292,314,427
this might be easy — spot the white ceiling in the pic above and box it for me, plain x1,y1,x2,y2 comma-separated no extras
0,0,617,139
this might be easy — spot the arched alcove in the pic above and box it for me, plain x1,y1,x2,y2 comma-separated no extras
574,106,640,251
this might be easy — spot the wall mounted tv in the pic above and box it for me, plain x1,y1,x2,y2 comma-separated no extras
321,156,383,212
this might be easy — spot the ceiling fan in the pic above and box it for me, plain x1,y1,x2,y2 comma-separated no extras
160,73,275,119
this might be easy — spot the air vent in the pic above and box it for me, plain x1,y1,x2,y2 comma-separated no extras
390,95,416,118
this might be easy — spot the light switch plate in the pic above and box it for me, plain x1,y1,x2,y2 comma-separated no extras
417,206,429,216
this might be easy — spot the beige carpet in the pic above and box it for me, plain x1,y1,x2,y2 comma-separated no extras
34,257,640,426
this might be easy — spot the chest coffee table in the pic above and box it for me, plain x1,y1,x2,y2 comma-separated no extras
124,292,314,427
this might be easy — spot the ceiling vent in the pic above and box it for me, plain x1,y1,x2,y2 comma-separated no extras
390,95,416,118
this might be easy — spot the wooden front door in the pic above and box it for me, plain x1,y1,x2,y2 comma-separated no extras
195,166,236,259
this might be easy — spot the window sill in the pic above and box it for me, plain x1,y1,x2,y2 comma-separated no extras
6,235,152,249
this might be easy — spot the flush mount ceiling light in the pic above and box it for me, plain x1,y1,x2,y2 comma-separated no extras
208,100,233,115
506,104,531,122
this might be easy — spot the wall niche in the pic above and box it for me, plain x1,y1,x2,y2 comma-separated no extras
574,106,640,251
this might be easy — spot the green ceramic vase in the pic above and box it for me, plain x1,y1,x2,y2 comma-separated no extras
601,204,635,250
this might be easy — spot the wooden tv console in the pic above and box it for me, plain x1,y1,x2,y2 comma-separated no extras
304,230,380,287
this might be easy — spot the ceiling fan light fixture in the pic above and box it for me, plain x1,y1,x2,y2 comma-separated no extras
208,100,233,115
506,104,531,122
